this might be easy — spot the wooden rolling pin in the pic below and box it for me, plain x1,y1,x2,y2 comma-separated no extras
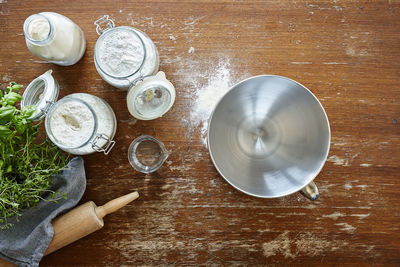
0,191,139,266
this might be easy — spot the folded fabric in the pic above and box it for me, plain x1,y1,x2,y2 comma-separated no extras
0,157,86,267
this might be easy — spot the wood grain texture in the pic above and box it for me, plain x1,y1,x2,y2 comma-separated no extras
1,0,400,266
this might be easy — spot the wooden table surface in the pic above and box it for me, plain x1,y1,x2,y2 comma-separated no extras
1,0,400,266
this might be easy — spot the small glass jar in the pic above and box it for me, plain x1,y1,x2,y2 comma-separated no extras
93,15,159,90
23,12,86,66
128,135,168,173
21,70,116,155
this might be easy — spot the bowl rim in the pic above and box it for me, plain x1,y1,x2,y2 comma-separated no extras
207,74,331,198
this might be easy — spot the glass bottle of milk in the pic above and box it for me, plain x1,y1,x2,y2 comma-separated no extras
23,12,86,66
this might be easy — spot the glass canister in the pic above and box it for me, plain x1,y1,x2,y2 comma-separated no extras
23,12,86,66
128,135,169,173
21,70,116,155
93,15,160,90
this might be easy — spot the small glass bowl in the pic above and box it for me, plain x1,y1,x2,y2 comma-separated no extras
128,135,168,173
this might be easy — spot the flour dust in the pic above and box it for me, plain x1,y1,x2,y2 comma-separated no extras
186,58,247,147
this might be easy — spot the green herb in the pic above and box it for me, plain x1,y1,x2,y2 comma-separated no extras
0,81,69,230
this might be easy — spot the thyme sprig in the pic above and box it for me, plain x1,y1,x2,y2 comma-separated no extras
0,81,68,230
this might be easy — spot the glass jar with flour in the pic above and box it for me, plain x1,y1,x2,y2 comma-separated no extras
93,15,159,90
23,12,86,66
21,70,117,155
93,15,176,120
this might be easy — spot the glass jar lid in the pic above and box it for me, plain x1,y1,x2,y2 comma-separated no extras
126,71,176,120
94,16,146,79
21,69,59,121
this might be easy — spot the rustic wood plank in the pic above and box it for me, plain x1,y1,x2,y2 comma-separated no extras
0,0,399,265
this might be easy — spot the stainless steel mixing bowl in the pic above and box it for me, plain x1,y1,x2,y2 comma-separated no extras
207,75,330,198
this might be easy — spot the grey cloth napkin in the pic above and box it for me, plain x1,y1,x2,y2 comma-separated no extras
0,157,86,267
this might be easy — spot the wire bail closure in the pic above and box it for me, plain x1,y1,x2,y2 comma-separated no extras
128,73,153,88
91,133,116,155
94,15,115,35
41,100,55,115
129,76,144,87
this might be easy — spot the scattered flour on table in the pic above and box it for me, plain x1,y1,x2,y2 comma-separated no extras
187,58,242,146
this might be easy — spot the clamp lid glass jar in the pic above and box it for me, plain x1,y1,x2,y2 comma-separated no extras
21,70,117,155
93,15,159,90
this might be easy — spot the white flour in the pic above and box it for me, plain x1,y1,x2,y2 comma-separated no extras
67,93,116,155
98,29,145,77
27,18,50,40
49,99,95,148
188,58,244,146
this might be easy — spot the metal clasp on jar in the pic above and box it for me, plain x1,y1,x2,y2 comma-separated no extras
127,73,153,88
41,100,55,115
91,133,116,155
94,15,115,35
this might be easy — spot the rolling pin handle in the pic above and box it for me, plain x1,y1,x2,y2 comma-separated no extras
95,191,139,219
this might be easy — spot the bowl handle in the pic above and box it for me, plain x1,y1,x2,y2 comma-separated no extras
300,181,319,200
